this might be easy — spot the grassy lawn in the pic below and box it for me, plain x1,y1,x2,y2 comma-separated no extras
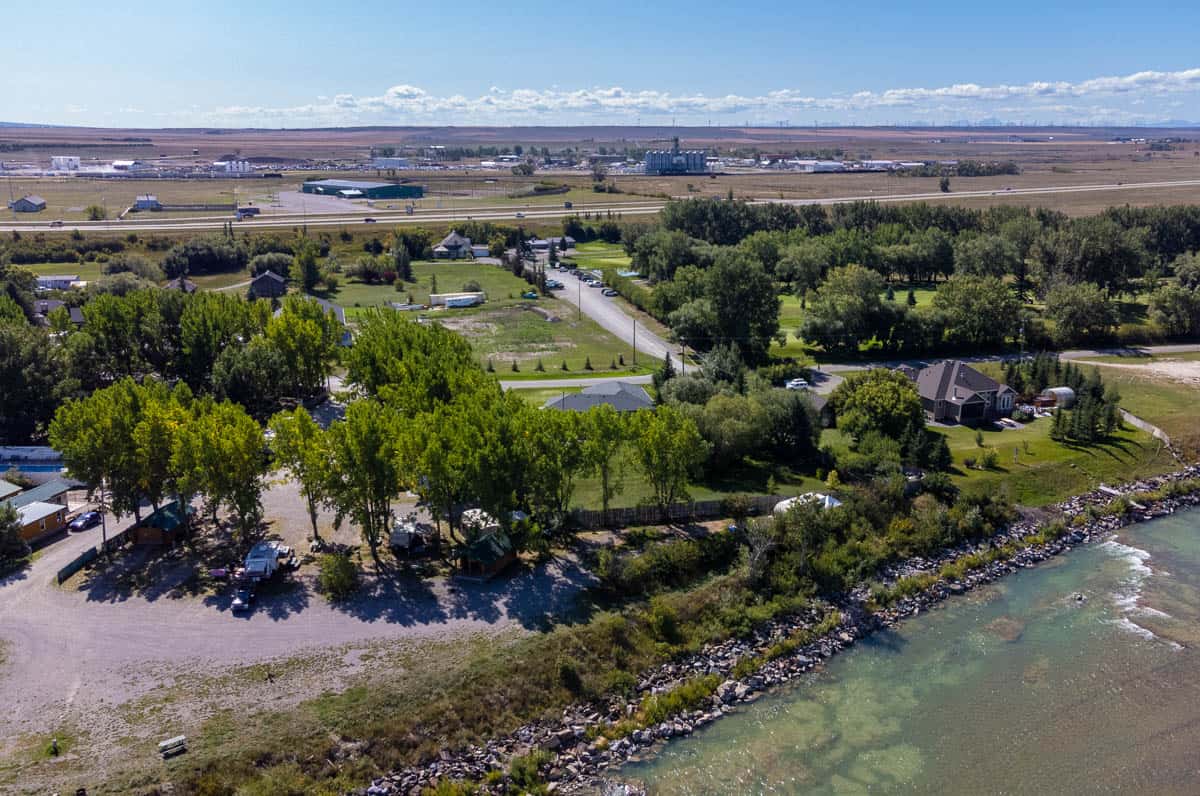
18,261,107,281
823,417,1175,507
510,386,583,405
571,241,635,272
938,419,1174,506
572,447,824,511
308,261,646,372
1092,365,1200,456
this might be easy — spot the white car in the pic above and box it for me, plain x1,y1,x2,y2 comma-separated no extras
785,378,810,391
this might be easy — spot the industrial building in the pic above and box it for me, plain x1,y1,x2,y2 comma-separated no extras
372,157,410,169
644,137,707,175
8,195,46,213
50,155,80,170
301,179,424,200
214,160,252,174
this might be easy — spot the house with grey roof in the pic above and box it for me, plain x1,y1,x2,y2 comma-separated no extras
433,231,472,259
164,276,198,294
903,360,1016,424
544,382,654,413
248,270,287,299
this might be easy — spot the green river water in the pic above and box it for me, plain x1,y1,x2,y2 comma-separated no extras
622,509,1200,795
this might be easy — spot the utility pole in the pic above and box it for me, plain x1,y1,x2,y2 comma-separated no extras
632,318,637,365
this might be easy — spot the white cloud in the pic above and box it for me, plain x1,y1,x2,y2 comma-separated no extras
195,67,1200,126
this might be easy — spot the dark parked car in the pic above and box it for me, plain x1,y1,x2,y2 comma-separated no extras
68,511,102,532
231,588,254,613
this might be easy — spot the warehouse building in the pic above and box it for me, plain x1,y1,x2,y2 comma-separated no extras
301,179,423,199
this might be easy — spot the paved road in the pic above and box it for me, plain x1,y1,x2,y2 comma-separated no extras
551,267,674,364
5,178,1199,234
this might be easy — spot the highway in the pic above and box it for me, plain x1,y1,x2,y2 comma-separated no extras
4,177,1200,233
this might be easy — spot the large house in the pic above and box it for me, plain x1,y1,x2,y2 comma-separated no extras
248,270,287,299
433,231,472,259
35,274,79,291
903,360,1016,424
544,382,654,413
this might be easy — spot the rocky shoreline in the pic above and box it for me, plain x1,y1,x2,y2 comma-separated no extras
362,466,1200,796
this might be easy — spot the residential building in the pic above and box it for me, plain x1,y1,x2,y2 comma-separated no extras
433,230,472,259
8,477,71,509
544,382,655,413
14,501,67,542
32,299,84,326
9,195,46,213
904,360,1016,424
248,270,287,300
164,276,198,294
470,244,490,258
301,179,424,200
35,274,78,291
0,479,20,502
132,501,192,545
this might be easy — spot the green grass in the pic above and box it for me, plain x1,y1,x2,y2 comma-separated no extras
571,447,824,510
824,415,1175,507
571,241,634,272
17,261,106,281
936,418,1175,506
510,386,583,405
1092,365,1200,456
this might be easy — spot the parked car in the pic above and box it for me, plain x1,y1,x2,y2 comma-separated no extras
231,588,254,613
68,511,102,532
785,378,810,391
521,290,538,299
588,281,604,288
602,288,619,297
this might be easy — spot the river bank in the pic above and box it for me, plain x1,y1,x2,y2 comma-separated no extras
360,466,1200,796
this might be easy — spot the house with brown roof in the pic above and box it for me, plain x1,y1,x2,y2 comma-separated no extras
904,360,1016,424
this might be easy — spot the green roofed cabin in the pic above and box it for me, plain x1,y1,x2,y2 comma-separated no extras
460,530,516,578
133,500,195,545
301,179,424,200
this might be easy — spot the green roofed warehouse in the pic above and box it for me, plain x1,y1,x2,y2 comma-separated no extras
301,179,423,199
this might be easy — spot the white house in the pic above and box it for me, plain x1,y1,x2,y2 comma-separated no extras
35,274,79,291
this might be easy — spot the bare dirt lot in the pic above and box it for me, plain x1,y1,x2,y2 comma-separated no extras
0,480,596,793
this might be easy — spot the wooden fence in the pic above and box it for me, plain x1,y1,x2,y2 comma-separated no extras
569,494,780,530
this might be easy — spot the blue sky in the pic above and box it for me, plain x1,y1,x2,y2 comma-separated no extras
6,0,1200,127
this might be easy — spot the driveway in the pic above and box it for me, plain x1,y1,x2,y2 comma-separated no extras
551,268,673,363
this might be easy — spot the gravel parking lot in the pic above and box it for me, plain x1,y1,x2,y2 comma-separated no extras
0,479,595,786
